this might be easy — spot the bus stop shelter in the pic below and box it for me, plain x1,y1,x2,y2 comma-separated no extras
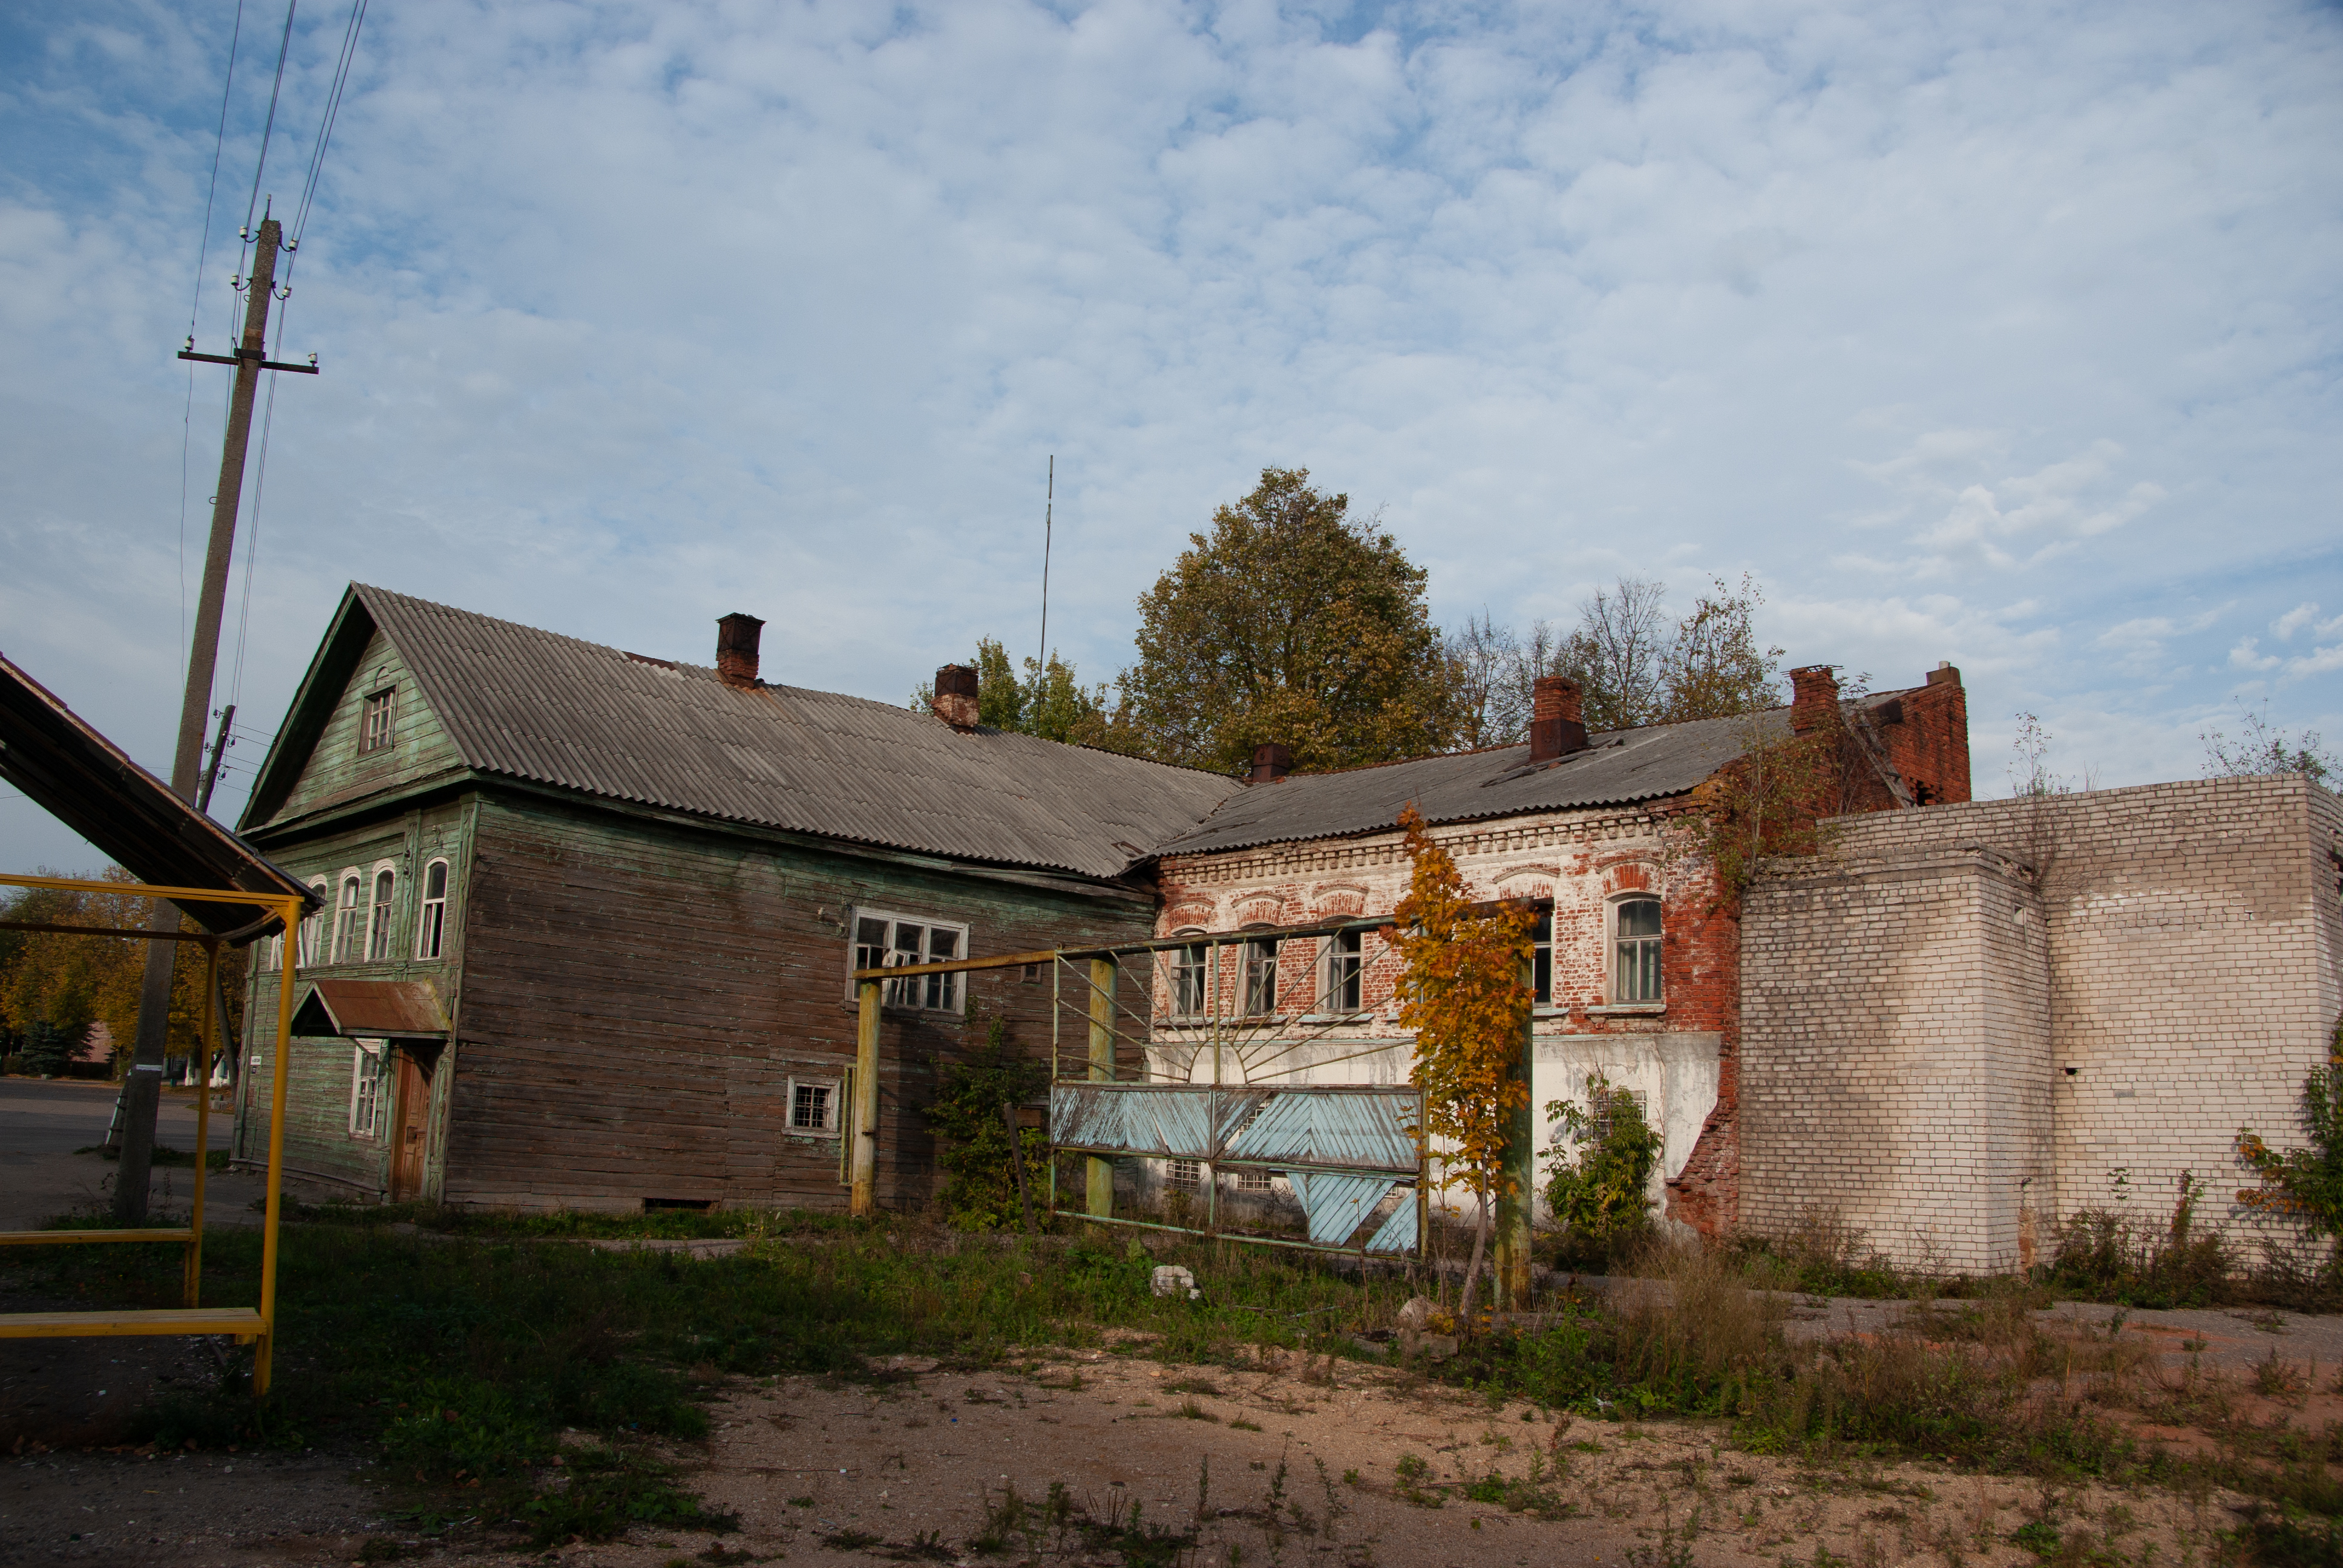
0,651,319,1392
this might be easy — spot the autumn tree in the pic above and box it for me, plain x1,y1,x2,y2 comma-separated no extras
0,870,237,1077
1117,468,1457,774
1449,575,1783,745
1390,805,1535,1320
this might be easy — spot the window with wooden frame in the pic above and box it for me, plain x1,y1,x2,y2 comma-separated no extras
349,1040,388,1138
849,909,969,1012
366,867,396,962
296,878,327,967
1167,1158,1202,1192
1588,1083,1648,1142
415,859,450,960
1234,1168,1276,1194
332,872,365,964
1530,903,1554,1005
359,688,397,754
1325,928,1365,1014
1240,932,1279,1017
1167,935,1208,1018
1611,894,1663,1003
787,1076,841,1137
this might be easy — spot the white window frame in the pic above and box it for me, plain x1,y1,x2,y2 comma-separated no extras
1610,892,1664,1004
349,1039,388,1138
848,907,971,1013
1167,1157,1203,1192
1234,1167,1276,1194
1240,930,1279,1018
1322,928,1366,1016
1166,932,1208,1021
294,878,327,969
365,861,398,963
332,869,365,964
786,1075,842,1138
359,687,397,754
416,858,450,961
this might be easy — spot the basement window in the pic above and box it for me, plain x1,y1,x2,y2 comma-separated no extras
788,1077,841,1137
359,688,396,754
850,909,969,1013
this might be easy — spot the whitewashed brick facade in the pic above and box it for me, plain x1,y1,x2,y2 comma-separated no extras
1742,775,2343,1272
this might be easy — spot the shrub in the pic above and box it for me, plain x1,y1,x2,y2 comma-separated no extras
1542,1073,1662,1253
925,1018,1048,1231
2046,1172,2233,1309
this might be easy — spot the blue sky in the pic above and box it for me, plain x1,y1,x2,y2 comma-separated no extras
2,0,2338,871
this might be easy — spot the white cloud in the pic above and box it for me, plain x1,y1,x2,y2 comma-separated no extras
2272,602,2322,641
1,0,2340,867
2229,636,2283,671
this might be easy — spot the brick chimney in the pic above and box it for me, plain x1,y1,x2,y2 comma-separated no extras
1528,675,1589,762
1927,661,1961,687
1247,742,1294,785
716,613,764,690
932,664,979,731
1788,665,1840,735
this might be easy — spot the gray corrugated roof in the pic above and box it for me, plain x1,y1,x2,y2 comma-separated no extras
352,586,1240,883
1156,701,1908,858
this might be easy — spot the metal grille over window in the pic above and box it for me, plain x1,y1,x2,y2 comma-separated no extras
416,860,448,959
359,688,396,753
1242,936,1278,1016
367,870,395,962
333,875,363,964
1614,895,1663,1002
1329,929,1363,1013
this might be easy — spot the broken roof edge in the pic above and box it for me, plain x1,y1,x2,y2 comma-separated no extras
1152,781,1710,864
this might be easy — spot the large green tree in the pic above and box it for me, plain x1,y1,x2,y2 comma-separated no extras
1116,468,1457,774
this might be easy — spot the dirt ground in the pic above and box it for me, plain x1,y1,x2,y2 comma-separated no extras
2,1327,2287,1567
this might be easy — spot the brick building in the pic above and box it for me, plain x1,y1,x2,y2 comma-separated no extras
1740,774,2343,1271
1142,664,1973,1235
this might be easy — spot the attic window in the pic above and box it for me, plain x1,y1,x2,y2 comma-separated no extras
359,688,396,754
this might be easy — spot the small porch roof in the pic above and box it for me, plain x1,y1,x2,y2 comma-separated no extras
290,979,450,1039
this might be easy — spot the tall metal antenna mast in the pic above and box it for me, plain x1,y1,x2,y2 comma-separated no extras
1037,455,1054,664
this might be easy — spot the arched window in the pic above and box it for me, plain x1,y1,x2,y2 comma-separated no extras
333,874,364,964
1326,928,1365,1013
367,869,396,962
297,878,327,967
1241,929,1279,1017
416,859,450,960
1170,932,1208,1018
1613,895,1663,1003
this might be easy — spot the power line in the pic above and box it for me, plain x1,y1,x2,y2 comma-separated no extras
181,0,249,707
240,1,299,241
285,0,368,273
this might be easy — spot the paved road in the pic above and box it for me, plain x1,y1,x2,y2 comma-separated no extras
0,1078,253,1230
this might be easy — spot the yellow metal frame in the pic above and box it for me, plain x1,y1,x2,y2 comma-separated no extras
0,875,301,1394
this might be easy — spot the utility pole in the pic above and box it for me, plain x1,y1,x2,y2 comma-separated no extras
197,704,236,814
110,209,317,1221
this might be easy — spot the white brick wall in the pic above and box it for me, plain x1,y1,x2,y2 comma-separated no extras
1742,776,2342,1271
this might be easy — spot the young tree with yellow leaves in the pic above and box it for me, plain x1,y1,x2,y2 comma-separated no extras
1390,805,1535,1321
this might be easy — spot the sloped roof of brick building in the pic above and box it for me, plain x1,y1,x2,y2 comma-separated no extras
1156,691,1913,859
246,585,1240,884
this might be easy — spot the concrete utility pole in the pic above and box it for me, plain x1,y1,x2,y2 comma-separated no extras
110,211,316,1223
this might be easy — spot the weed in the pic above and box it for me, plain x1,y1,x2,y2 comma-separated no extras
520,1448,738,1548
819,1529,883,1549
1173,1398,1217,1422
1230,1417,1263,1432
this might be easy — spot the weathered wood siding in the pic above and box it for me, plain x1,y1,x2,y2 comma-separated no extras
447,791,1156,1212
269,627,464,825
236,797,473,1200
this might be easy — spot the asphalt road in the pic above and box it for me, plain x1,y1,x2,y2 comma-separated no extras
0,1077,228,1157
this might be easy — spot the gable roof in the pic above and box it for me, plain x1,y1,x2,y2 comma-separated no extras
1156,691,1916,859
246,586,1240,884
0,652,318,934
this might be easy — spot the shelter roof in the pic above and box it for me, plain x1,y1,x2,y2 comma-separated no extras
0,652,320,935
249,586,1241,884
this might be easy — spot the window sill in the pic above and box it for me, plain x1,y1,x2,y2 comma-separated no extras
1585,1003,1666,1018
1298,1012,1374,1025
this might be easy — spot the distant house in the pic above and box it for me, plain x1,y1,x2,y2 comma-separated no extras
232,586,1236,1211
1139,666,1973,1238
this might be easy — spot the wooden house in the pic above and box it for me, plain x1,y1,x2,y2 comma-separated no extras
231,586,1236,1212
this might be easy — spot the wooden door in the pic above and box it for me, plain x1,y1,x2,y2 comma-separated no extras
390,1050,431,1201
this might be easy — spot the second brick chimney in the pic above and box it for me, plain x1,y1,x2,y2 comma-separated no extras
716,613,764,690
932,664,980,731
1788,665,1840,735
1247,742,1294,785
1528,675,1589,762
